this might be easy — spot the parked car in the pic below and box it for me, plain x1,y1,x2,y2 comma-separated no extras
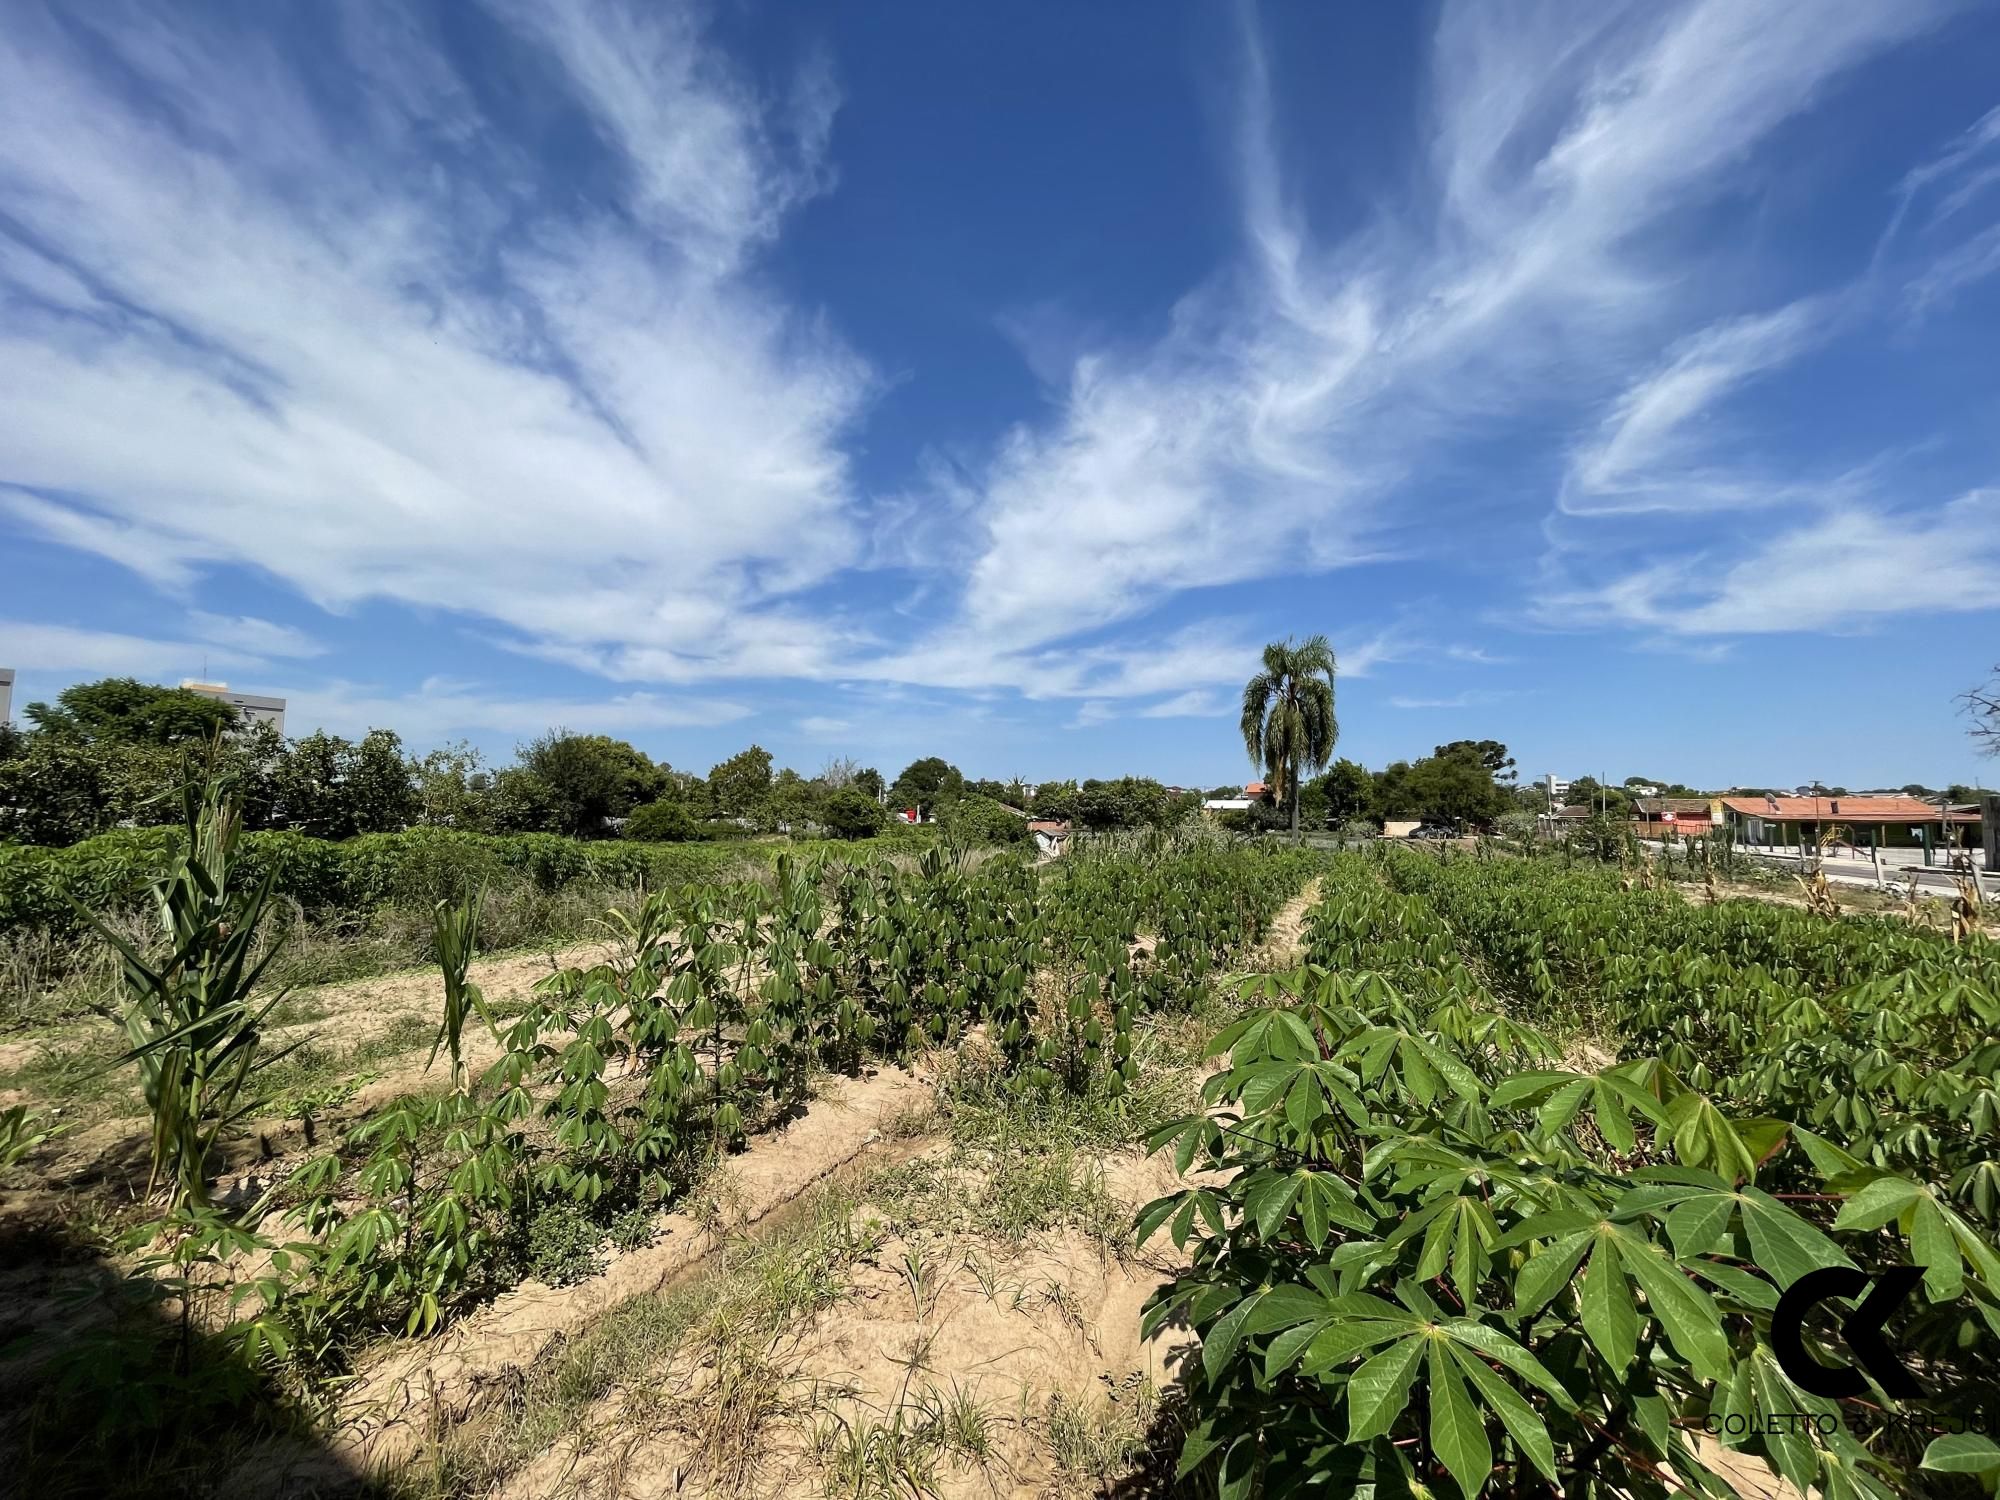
1410,823,1459,840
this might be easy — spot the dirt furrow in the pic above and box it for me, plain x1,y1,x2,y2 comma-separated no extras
329,1064,935,1477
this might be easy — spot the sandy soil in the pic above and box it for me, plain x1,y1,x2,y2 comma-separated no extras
483,1147,1199,1500
325,1064,936,1478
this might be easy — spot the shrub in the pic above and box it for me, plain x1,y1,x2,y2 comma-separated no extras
626,801,702,843
940,794,1031,849
820,788,885,842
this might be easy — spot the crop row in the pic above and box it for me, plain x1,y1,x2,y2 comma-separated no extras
1370,846,2000,1219
1138,849,2000,1498
0,823,933,937
67,781,1323,1401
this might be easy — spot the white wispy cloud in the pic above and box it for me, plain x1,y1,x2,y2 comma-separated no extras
282,677,750,745
1390,689,1516,711
1889,103,2000,236
186,612,326,659
798,715,852,736
0,0,867,685
1906,222,2000,313
915,0,1952,669
1541,490,2000,636
1140,689,1226,719
1561,300,1832,514
0,620,261,679
1882,102,2000,314
0,0,1979,709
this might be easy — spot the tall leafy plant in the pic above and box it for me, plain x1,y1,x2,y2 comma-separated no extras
96,762,293,1210
1139,964,1993,1499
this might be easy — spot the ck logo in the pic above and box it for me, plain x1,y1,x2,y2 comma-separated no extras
1771,1267,1924,1399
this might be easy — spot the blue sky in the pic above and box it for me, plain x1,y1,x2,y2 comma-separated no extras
3,1,1999,792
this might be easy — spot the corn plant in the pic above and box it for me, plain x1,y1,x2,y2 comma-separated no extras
430,886,490,1087
0,1103,63,1169
94,766,296,1211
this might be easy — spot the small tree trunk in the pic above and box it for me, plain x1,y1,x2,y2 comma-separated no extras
1289,766,1301,834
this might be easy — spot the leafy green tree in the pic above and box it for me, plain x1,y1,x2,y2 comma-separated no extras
520,731,665,837
1403,747,1507,827
761,767,822,834
625,800,701,842
940,794,1032,848
1371,760,1416,820
1313,759,1375,824
707,744,775,820
1433,739,1516,782
888,756,964,819
488,766,561,833
350,729,418,833
852,767,885,802
1030,780,1079,821
1240,636,1338,833
25,677,239,745
412,741,493,831
1623,773,1700,797
270,731,347,839
0,736,118,844
1296,778,1331,830
269,729,415,838
1075,776,1179,830
820,787,885,840
1565,776,1632,818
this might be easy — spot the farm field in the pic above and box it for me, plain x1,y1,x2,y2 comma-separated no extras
2,786,1998,1500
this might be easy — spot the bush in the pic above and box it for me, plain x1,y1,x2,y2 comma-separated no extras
940,794,1032,849
820,788,885,842
0,827,762,941
625,801,701,842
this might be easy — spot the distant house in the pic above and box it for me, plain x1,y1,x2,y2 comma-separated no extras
1630,797,1720,838
1717,794,1982,852
1202,781,1266,815
1028,819,1072,856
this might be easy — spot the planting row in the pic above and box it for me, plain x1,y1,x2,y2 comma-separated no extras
1370,846,2000,1220
1138,851,2000,1498
0,822,943,939
45,780,1321,1421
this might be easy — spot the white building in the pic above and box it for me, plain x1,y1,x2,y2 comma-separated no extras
1544,774,1572,805
181,679,286,735
0,667,12,724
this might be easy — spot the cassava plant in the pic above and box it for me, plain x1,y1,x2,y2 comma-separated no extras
1139,963,2000,1499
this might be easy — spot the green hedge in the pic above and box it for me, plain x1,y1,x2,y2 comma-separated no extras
0,828,782,936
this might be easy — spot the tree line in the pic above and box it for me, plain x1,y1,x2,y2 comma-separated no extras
0,677,1206,848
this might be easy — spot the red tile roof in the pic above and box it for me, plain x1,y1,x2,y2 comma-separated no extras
1244,781,1268,797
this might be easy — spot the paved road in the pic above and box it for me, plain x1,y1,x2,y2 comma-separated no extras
1648,840,1996,900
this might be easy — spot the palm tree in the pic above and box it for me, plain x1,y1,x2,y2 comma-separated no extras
1240,635,1338,834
